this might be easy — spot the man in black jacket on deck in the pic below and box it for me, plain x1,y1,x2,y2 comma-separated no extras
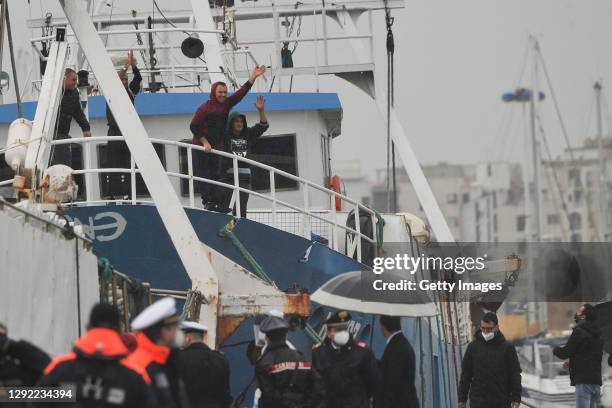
458,312,521,408
374,315,419,408
51,68,91,167
553,304,603,408
104,50,142,198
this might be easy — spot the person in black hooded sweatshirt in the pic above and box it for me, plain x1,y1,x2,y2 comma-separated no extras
458,312,522,408
218,95,269,217
553,304,603,408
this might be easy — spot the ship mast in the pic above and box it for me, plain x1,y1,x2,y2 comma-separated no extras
595,81,609,241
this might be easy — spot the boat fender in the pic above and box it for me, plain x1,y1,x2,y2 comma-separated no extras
331,175,342,211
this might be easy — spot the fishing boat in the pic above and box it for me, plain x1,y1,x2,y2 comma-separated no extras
0,1,526,406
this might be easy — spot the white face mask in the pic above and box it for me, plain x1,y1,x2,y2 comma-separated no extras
175,330,186,348
482,331,495,342
332,330,350,347
256,330,267,347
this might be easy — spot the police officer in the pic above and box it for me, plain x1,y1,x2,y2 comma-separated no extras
124,297,189,408
255,315,325,408
37,303,153,407
312,311,381,408
179,321,232,408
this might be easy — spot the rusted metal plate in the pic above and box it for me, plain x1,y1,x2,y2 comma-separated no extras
217,316,247,347
284,293,310,317
218,293,310,317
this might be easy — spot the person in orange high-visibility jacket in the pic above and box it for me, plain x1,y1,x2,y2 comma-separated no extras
123,297,190,408
37,303,154,408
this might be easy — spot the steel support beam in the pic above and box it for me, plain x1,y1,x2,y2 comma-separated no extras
24,42,68,171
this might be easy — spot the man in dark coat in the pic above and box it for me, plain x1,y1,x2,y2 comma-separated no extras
219,95,269,217
179,321,232,408
190,65,266,211
0,322,50,389
312,310,381,408
255,315,325,408
553,304,603,408
104,50,142,198
374,315,419,408
38,303,153,407
458,312,521,408
51,68,91,167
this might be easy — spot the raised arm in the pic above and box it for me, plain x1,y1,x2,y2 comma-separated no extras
248,95,269,141
227,65,267,108
553,328,583,360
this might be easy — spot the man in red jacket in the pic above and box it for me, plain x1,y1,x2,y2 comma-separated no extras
190,65,266,211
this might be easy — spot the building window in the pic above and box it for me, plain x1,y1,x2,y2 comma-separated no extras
568,168,581,188
447,193,458,204
462,192,470,203
547,214,560,225
516,215,526,232
492,192,497,209
487,164,492,177
98,142,166,197
574,190,583,206
493,214,498,233
569,212,582,231
250,134,298,191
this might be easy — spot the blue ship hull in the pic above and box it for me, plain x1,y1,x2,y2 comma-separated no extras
66,204,460,407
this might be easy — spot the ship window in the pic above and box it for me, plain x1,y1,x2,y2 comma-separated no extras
0,153,15,199
250,134,298,191
97,142,166,198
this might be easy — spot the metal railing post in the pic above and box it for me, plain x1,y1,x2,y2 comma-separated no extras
371,211,379,257
330,192,338,251
354,202,362,262
302,182,310,239
187,146,195,208
270,171,277,228
233,156,241,218
130,154,136,204
368,9,374,64
312,2,320,91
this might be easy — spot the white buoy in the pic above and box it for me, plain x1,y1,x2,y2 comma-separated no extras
5,118,33,171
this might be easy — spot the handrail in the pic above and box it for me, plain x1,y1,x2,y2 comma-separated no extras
49,136,378,261
51,136,375,216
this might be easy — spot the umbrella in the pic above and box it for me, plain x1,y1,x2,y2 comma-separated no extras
311,270,439,317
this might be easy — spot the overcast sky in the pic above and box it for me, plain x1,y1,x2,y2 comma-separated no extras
9,0,612,183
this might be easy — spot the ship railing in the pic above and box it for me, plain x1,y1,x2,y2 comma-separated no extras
49,136,377,263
